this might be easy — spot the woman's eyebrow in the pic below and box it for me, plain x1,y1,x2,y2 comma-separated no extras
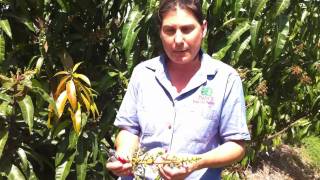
162,24,195,28
181,24,195,28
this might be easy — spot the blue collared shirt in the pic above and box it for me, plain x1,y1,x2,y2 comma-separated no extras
114,53,250,179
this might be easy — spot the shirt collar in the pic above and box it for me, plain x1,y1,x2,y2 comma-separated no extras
143,54,166,74
144,51,219,98
144,50,218,77
200,53,218,77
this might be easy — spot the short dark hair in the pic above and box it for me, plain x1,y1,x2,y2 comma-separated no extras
157,0,204,26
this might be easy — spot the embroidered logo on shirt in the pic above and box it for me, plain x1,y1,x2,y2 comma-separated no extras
201,87,213,96
194,87,214,105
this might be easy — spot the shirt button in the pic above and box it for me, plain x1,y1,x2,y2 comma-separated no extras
168,124,172,129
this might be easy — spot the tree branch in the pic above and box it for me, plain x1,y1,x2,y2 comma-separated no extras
265,116,308,141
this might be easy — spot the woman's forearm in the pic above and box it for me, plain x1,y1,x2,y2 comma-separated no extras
115,130,140,157
194,140,246,170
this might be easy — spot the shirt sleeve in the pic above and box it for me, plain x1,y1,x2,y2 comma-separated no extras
219,74,251,142
114,67,141,135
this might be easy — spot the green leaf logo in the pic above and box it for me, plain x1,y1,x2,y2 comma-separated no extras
201,87,213,96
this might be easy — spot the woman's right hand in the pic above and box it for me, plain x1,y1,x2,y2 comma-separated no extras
106,130,139,177
106,159,133,177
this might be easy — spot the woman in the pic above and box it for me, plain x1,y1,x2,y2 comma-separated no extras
106,0,250,179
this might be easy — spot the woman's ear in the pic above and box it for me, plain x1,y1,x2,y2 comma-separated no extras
202,20,208,38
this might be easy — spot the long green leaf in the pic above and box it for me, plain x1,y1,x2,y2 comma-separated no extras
250,20,261,49
0,102,13,117
253,0,268,19
120,0,130,9
273,0,290,18
0,34,5,63
44,0,51,6
202,0,210,16
256,115,263,136
76,139,89,180
17,148,40,180
253,99,261,119
55,130,79,166
8,164,26,180
212,44,231,60
0,19,12,39
234,0,245,17
246,105,254,123
311,95,320,113
14,16,35,33
52,120,70,139
227,21,251,45
76,156,88,180
289,10,308,40
55,152,66,168
0,127,9,159
24,22,35,33
274,17,290,60
23,145,54,171
17,95,34,133
35,57,44,74
245,95,258,122
57,0,69,12
55,152,76,180
0,0,10,4
122,7,144,70
213,21,250,59
146,0,159,14
0,92,12,103
261,105,268,125
232,35,251,65
92,133,99,162
246,70,262,88
67,129,79,150
30,86,57,114
17,148,29,175
213,0,223,15
27,162,38,180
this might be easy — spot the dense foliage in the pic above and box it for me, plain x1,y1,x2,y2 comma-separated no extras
0,0,319,179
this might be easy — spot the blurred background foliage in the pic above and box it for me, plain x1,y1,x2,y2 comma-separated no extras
0,0,319,179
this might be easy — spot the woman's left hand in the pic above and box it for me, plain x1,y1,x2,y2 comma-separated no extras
158,164,193,180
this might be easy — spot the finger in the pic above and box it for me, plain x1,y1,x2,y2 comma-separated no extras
106,161,132,177
162,166,189,180
122,162,132,170
112,163,132,175
115,169,133,177
159,166,172,180
163,165,177,177
117,152,131,162
106,161,123,171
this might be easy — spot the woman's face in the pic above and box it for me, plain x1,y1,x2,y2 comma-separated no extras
160,7,207,65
